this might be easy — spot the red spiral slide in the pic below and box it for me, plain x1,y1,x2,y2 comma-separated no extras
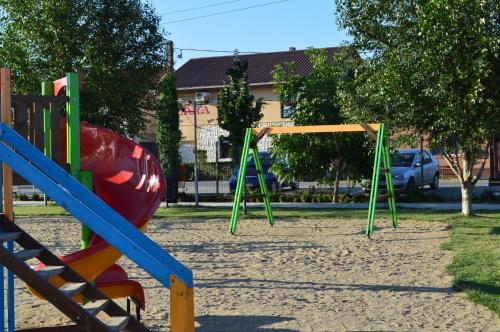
31,121,165,310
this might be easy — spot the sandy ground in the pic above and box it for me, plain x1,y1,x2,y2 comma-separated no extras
12,215,500,331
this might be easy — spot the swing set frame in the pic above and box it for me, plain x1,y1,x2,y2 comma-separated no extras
229,123,398,237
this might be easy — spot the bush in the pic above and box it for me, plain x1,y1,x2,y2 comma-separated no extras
301,192,313,203
279,194,292,202
269,193,280,202
475,190,500,203
19,193,29,201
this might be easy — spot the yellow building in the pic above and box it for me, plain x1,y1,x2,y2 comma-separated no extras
141,47,344,163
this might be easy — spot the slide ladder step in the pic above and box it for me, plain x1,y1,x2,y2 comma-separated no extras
104,316,130,332
15,248,44,261
83,299,110,315
59,282,87,297
0,215,149,332
0,231,22,242
36,265,66,279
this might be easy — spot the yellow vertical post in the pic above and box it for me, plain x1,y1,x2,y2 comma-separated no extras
170,275,194,332
0,68,13,219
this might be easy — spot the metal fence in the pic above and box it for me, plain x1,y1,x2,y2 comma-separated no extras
13,144,493,204
175,135,493,204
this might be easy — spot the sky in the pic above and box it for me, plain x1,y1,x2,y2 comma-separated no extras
151,0,351,68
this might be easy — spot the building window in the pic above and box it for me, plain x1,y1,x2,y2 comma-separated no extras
281,104,295,118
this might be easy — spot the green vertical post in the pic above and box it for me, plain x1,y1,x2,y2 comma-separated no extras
41,81,53,157
66,72,80,176
79,170,93,248
252,145,274,227
66,72,92,248
229,128,253,234
366,124,385,237
382,132,398,228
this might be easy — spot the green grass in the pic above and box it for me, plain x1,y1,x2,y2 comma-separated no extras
12,205,500,316
440,216,500,315
14,205,68,216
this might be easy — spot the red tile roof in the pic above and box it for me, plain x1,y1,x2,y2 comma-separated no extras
174,47,344,89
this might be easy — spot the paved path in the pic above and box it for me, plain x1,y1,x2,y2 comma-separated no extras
173,201,500,211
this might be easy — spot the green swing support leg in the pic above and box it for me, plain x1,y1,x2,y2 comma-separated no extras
366,124,398,237
230,128,253,234
366,124,385,237
252,145,274,227
382,132,398,228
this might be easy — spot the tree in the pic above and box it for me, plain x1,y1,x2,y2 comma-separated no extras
271,49,373,202
217,56,263,163
156,73,181,202
0,0,165,137
336,0,500,215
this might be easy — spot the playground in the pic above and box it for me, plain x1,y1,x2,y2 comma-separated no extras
0,68,497,331
11,209,500,331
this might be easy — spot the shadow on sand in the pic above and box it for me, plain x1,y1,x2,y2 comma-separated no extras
196,315,297,332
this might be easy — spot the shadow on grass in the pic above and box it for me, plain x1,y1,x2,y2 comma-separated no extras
196,315,296,332
453,280,500,297
490,227,500,235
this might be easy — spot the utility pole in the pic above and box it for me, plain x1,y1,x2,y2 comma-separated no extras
193,98,199,207
166,40,174,74
215,138,220,196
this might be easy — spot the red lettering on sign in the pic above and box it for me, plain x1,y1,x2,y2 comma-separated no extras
179,105,209,115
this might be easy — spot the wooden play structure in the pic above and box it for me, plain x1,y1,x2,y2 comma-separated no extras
0,68,194,331
229,124,398,237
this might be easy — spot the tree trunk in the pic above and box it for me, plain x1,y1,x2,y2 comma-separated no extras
461,154,474,216
332,166,341,203
461,182,472,216
231,145,242,169
169,164,179,203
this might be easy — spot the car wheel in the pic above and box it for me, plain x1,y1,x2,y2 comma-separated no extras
406,177,416,192
430,173,439,190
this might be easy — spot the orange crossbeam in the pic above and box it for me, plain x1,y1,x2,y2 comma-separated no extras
252,123,381,135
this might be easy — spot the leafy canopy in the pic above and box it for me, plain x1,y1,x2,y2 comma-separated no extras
156,73,181,178
0,0,165,136
271,49,373,187
217,56,263,162
336,0,500,214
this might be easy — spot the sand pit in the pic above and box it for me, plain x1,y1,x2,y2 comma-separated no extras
12,215,500,331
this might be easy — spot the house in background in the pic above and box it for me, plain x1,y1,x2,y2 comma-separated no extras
140,47,344,163
139,46,495,189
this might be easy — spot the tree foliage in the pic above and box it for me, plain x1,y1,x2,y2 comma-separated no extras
217,56,263,163
156,73,181,201
336,0,500,215
0,0,165,136
271,49,373,201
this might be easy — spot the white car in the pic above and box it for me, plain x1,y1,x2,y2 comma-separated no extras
365,149,440,191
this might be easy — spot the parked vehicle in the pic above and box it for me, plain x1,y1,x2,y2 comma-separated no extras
229,152,298,193
362,149,440,191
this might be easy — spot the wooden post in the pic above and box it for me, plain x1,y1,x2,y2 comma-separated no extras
1,69,13,220
170,275,194,332
1,68,15,332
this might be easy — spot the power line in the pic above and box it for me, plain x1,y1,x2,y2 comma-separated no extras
160,0,245,16
175,48,261,54
164,0,289,24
